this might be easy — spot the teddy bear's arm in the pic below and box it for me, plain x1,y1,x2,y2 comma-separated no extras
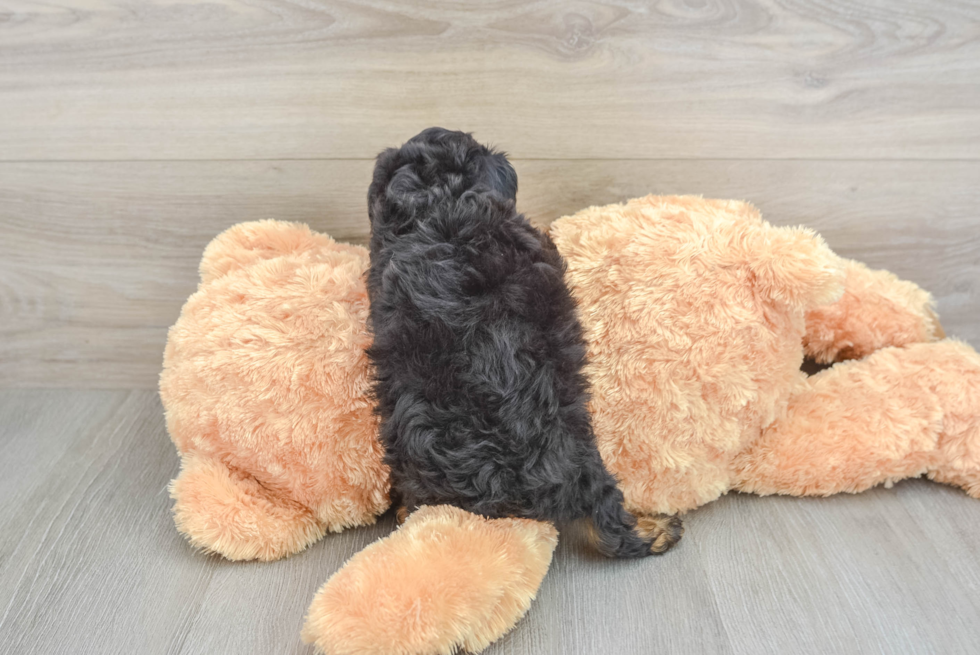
803,259,944,364
732,340,980,499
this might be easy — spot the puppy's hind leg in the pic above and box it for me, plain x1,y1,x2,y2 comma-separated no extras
389,487,418,525
636,513,685,554
395,503,422,525
589,482,683,557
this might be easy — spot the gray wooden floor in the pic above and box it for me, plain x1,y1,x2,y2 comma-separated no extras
3,1,980,653
2,390,979,654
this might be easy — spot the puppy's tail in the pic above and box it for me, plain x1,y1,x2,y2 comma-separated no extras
589,483,683,558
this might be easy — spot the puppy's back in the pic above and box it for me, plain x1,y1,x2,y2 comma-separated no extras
366,129,679,557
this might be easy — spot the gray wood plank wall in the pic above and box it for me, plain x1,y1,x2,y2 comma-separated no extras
1,0,978,388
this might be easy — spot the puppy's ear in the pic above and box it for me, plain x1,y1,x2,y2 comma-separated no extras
485,152,518,202
368,147,402,221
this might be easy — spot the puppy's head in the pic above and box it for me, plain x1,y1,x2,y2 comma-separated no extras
368,128,517,228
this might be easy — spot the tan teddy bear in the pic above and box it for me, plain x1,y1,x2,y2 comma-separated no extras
161,196,980,655
551,195,977,519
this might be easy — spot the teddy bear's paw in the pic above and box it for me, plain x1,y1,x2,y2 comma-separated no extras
635,514,684,554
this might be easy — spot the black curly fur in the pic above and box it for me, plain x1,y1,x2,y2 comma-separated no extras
366,128,672,557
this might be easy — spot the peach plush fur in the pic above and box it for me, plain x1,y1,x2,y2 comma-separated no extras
551,195,979,516
161,198,980,654
302,505,557,655
161,221,389,562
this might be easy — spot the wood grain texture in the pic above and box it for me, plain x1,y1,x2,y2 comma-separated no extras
2,159,977,388
1,390,979,654
1,0,979,160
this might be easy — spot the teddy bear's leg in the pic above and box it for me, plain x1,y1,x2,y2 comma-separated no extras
170,453,325,561
803,259,944,363
733,340,980,498
302,505,558,655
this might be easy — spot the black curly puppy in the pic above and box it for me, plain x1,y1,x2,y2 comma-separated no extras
366,128,682,557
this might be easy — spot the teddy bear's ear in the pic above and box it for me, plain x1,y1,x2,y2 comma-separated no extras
738,224,846,310
198,220,336,284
